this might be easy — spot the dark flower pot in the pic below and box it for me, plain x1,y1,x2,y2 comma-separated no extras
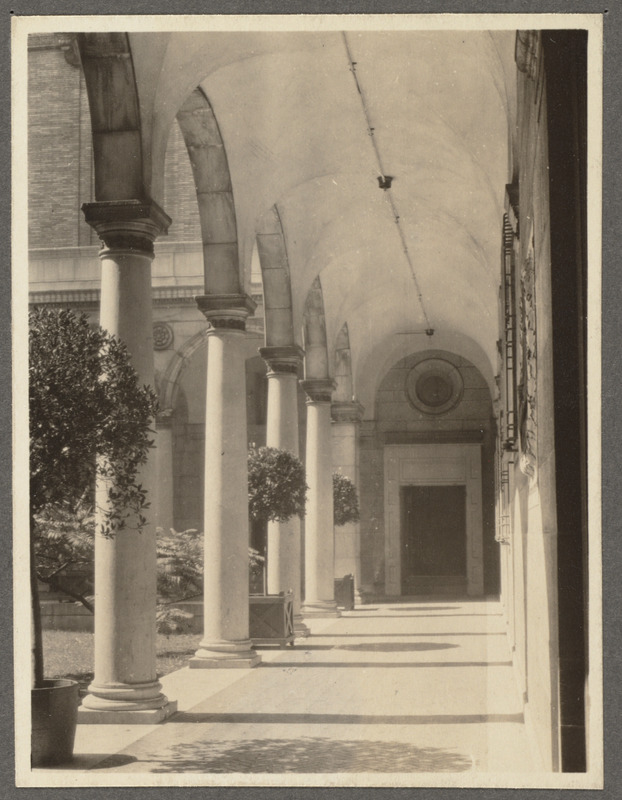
31,679,79,767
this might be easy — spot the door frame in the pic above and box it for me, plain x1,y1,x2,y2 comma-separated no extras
384,444,484,596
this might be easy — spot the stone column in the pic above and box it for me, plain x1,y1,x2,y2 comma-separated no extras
259,345,309,637
331,401,364,601
190,294,261,668
155,408,174,533
79,200,175,722
300,379,340,618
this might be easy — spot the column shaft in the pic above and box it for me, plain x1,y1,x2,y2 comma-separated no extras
331,401,364,600
301,381,339,618
79,200,174,721
260,346,308,636
265,371,299,594
190,295,260,668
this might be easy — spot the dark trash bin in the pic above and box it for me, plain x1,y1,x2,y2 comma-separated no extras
334,574,355,610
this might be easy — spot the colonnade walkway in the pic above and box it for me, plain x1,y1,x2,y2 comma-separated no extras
55,599,542,778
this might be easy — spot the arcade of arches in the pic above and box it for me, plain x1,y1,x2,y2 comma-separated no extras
27,27,593,772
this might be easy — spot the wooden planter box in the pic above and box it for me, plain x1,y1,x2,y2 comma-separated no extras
249,591,294,648
334,574,355,610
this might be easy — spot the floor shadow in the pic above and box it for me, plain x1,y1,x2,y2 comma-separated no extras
259,660,513,669
167,711,524,726
90,754,139,770
95,736,473,774
343,615,502,621
384,606,461,611
384,613,504,618
337,642,458,652
311,632,503,638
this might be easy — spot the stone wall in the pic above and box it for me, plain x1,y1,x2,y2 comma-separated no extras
358,349,497,596
28,35,201,250
500,31,589,772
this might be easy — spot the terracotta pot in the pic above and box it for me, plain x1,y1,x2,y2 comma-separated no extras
31,679,79,767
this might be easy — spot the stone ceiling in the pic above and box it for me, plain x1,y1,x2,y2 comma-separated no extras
128,29,517,409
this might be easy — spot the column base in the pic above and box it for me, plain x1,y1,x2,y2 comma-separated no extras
294,615,311,637
302,601,341,618
189,639,261,669
78,700,177,725
80,678,171,713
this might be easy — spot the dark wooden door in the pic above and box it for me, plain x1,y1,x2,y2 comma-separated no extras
401,485,466,586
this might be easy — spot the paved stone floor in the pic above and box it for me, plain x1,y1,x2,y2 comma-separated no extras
44,599,541,778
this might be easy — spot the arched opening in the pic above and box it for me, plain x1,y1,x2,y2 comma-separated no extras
358,349,499,598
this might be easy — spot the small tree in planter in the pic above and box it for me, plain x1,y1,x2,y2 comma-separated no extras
247,446,307,594
333,472,360,526
29,307,157,764
332,472,360,610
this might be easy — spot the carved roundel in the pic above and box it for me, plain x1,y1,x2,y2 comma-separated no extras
153,322,174,350
406,358,464,415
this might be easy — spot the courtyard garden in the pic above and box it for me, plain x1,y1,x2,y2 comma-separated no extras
42,630,202,696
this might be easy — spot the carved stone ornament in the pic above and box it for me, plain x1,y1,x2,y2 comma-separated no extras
153,322,174,350
300,378,336,404
259,345,304,376
196,293,256,333
406,358,464,415
82,200,172,258
518,232,538,481
331,400,364,424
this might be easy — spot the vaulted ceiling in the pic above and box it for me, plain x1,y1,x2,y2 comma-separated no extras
126,29,517,410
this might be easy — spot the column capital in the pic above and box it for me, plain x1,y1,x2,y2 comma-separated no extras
82,200,171,257
156,407,174,428
259,345,305,375
300,378,336,404
331,400,365,424
196,294,256,332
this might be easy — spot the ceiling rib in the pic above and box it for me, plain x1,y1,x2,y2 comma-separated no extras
341,31,433,336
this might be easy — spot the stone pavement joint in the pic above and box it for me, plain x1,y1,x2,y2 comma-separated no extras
43,600,541,776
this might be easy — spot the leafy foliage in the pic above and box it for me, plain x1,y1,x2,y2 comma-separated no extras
156,527,203,601
29,307,158,537
247,446,307,524
333,472,360,526
34,502,95,611
155,605,195,636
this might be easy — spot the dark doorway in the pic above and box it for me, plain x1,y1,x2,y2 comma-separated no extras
400,485,467,595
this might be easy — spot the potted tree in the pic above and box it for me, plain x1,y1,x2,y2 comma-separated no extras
247,446,307,645
29,308,157,766
332,472,360,610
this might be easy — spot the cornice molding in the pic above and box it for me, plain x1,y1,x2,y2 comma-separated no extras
29,285,205,308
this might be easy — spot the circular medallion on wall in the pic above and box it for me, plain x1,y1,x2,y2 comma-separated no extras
406,358,464,415
153,322,174,350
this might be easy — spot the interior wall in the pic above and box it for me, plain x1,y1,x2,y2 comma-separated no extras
358,349,498,597
502,30,589,773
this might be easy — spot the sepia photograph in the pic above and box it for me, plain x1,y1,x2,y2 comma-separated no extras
12,12,603,789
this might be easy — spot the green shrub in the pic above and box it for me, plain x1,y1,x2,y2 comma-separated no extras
248,446,307,524
333,472,360,526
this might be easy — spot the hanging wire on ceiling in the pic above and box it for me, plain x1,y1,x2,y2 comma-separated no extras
341,31,434,336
